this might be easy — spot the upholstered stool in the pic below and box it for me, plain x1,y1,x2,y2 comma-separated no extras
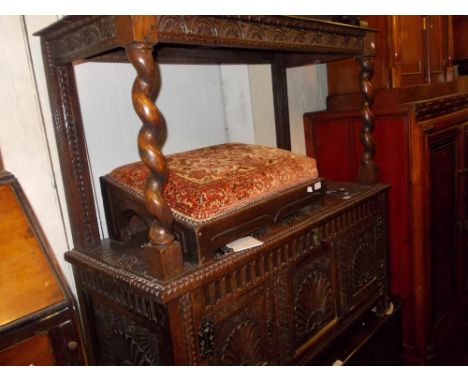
101,143,324,264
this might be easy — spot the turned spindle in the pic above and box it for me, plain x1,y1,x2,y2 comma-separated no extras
126,42,183,281
357,36,379,185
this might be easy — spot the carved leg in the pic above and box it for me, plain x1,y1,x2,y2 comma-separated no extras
357,37,379,185
126,42,183,281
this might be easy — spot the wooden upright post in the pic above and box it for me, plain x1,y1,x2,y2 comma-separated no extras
126,41,183,281
357,32,379,185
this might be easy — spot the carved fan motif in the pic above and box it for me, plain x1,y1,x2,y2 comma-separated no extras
220,22,243,39
220,321,265,365
98,309,161,366
351,233,376,291
103,327,159,366
294,271,333,342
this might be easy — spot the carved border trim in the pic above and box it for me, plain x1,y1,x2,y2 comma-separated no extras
157,16,365,53
42,39,100,248
415,93,468,121
179,293,199,365
76,267,168,326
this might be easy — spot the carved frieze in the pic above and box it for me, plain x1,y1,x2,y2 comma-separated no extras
415,93,468,121
50,16,117,63
157,16,364,53
76,267,168,326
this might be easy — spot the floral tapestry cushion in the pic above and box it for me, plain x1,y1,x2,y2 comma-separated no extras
106,143,319,223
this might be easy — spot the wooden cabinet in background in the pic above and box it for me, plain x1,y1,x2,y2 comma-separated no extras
0,171,85,365
327,15,454,108
453,16,468,75
304,93,468,365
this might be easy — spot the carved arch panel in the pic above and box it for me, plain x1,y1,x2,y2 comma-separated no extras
290,246,337,349
198,285,277,365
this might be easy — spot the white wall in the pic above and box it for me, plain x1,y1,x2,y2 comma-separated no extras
75,62,231,237
0,15,75,288
0,15,328,292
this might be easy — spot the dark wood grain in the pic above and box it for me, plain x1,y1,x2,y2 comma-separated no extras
304,95,468,365
66,182,391,365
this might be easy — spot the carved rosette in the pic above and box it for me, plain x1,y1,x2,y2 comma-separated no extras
94,304,162,365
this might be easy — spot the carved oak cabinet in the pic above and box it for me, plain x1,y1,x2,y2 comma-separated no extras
35,16,393,365
69,183,389,365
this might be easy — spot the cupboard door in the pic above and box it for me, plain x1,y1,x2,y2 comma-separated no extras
0,334,55,366
427,127,458,323
398,16,427,86
199,284,276,366
428,16,447,83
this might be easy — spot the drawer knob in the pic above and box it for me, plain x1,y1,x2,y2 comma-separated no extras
67,341,78,350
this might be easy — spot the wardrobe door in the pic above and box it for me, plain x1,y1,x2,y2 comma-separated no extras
428,16,446,83
397,16,427,87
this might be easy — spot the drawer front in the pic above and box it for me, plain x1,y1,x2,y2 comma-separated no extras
0,334,55,366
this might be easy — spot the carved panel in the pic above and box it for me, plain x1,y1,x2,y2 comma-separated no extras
415,93,468,121
92,301,163,365
200,285,275,365
351,230,378,291
220,321,265,365
292,250,335,347
337,219,383,310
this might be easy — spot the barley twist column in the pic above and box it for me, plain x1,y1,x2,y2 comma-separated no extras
126,42,183,280
357,35,379,185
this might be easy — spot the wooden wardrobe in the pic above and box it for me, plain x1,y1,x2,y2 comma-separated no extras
304,15,468,365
